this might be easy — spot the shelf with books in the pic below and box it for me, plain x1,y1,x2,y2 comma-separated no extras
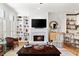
17,16,29,41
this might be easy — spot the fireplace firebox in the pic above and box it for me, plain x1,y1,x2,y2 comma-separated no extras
33,35,44,41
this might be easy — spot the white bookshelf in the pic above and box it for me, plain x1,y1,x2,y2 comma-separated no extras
17,16,29,41
64,14,79,48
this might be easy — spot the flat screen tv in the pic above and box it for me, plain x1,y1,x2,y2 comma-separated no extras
32,19,46,28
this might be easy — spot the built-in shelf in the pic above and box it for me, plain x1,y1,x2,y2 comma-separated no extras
66,15,76,33
17,16,29,41
64,14,79,49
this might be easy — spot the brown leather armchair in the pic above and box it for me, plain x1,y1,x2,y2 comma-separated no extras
0,44,3,56
14,38,19,47
5,37,14,50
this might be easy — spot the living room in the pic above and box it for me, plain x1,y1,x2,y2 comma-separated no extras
0,3,79,56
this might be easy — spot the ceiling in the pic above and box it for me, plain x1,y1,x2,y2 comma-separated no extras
7,3,79,15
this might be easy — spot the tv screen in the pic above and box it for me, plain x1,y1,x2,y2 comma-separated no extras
32,19,46,28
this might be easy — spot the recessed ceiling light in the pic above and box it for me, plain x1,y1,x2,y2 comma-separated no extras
40,3,43,4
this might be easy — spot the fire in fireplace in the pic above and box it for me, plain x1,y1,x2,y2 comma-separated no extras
33,35,44,41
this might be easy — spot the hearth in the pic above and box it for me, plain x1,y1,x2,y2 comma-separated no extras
33,35,44,41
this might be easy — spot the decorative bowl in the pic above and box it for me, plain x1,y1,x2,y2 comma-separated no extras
33,45,44,50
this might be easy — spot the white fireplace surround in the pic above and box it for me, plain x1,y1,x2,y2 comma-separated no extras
29,28,48,44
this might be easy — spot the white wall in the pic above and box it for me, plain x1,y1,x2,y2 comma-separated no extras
48,12,66,42
0,18,3,38
48,12,66,33
0,3,17,38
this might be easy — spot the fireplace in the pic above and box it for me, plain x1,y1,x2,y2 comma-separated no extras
33,35,44,41
30,29,48,43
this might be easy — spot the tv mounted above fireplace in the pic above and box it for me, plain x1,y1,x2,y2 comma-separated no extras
32,19,46,28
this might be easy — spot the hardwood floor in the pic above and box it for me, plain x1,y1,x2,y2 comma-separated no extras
63,43,79,56
4,42,24,56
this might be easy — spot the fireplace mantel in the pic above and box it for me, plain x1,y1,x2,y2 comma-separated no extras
29,28,48,43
